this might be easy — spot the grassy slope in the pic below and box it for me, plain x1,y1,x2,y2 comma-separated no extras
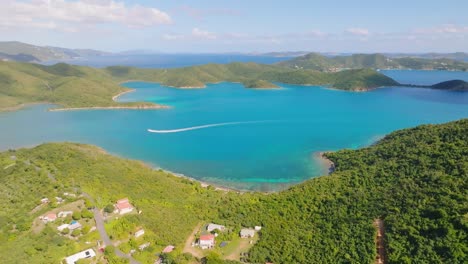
1,119,466,263
279,53,468,71
0,61,159,110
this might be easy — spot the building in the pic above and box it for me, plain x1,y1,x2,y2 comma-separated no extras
57,224,70,232
206,223,225,232
162,245,175,253
139,242,150,251
40,198,49,204
56,197,65,204
58,211,73,218
115,198,134,215
255,226,262,231
240,228,255,238
135,229,145,238
68,221,82,230
64,249,96,264
199,234,215,249
42,213,57,223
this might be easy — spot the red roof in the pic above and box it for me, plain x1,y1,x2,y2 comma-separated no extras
47,213,57,219
200,234,215,241
116,202,133,210
162,245,175,253
117,198,129,204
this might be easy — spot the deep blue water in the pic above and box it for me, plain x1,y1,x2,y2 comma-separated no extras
1,71,467,191
45,54,291,68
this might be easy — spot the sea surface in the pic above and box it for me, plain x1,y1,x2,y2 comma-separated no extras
1,70,467,191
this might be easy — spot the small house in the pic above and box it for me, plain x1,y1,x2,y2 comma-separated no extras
240,228,255,238
40,198,49,204
135,229,145,238
139,242,150,251
58,211,73,218
115,198,134,215
64,249,96,264
57,224,70,232
207,223,225,232
162,245,175,253
68,221,82,230
199,234,215,249
42,213,57,223
255,226,262,231
55,197,64,203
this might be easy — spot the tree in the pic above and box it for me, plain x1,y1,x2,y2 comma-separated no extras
104,204,115,214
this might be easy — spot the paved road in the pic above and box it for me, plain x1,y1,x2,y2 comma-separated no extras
93,207,141,264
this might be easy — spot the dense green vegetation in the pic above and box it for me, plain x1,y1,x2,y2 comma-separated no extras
0,61,159,110
279,52,468,71
431,80,468,91
1,119,466,263
0,60,399,110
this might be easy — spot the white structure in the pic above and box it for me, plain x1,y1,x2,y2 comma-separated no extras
199,234,215,249
240,228,255,238
139,242,150,251
68,222,82,230
40,198,49,204
207,223,225,232
135,229,145,238
58,211,73,218
56,197,65,204
115,198,134,215
64,249,96,264
57,224,70,232
254,226,262,231
41,213,57,223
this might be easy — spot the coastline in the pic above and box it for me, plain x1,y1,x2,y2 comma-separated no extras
112,89,136,101
48,104,170,112
314,151,335,174
0,102,49,113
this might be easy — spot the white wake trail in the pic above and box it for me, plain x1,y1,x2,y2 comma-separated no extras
147,120,276,134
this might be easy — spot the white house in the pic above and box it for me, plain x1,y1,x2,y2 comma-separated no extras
41,213,57,223
40,198,49,204
68,221,82,230
240,228,255,238
199,234,215,249
64,249,96,264
254,226,262,231
207,223,225,232
115,198,134,215
139,242,150,251
135,229,145,238
58,211,73,218
57,224,70,232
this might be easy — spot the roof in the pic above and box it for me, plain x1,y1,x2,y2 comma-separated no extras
240,228,255,236
117,198,129,204
68,222,82,230
162,245,175,253
200,234,215,241
46,213,57,219
64,249,96,264
207,223,225,231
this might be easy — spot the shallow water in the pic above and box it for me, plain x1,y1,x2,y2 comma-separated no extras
1,70,467,191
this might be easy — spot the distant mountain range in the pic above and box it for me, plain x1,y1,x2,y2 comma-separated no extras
0,41,109,62
278,53,468,71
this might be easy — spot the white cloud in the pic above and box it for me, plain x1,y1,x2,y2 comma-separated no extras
414,24,468,34
345,28,370,36
0,0,172,31
192,28,217,40
162,34,184,41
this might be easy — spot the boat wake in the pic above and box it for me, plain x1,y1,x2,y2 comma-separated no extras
148,120,277,134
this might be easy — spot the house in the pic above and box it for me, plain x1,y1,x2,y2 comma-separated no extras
40,198,49,204
240,228,255,238
255,226,262,231
162,245,175,253
68,221,82,230
206,223,225,232
139,242,150,251
42,213,57,223
56,197,65,204
199,234,215,249
64,249,96,264
58,211,73,218
135,229,145,238
57,224,70,232
115,198,134,215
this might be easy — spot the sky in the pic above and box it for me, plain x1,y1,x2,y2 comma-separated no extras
1,0,467,53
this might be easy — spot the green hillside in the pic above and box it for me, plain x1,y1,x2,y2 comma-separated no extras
1,119,466,263
0,61,400,110
279,53,468,71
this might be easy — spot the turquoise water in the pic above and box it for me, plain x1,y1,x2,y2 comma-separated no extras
1,71,468,191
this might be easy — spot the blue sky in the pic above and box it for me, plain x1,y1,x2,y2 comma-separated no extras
1,0,467,53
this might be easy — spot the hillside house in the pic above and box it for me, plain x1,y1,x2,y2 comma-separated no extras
207,223,225,232
115,198,134,215
41,213,57,223
64,249,96,264
240,228,255,238
199,234,215,249
135,229,145,238
57,224,70,232
68,221,82,230
58,211,73,218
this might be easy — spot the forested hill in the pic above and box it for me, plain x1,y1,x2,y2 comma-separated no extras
1,119,466,263
279,52,468,71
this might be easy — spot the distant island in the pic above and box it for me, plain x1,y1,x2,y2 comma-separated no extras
0,56,466,111
279,53,468,72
